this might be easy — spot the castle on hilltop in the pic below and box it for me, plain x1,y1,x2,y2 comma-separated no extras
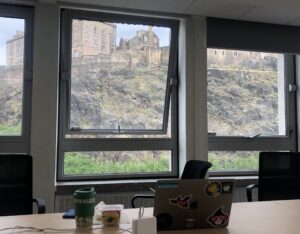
6,30,24,66
6,22,167,68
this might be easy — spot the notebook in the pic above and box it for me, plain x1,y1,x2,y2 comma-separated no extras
62,209,75,219
153,179,234,230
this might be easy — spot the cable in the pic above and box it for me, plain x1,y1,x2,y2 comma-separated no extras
0,226,76,233
138,207,144,219
119,227,132,234
0,224,132,233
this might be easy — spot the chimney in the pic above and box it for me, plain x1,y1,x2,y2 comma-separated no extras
148,26,153,45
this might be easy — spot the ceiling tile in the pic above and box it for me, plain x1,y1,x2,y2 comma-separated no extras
186,0,255,19
240,5,300,24
126,0,194,14
60,0,128,8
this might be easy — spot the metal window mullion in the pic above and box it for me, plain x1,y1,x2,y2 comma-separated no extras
60,138,177,151
208,137,295,151
58,9,73,180
59,170,178,182
162,21,179,134
284,54,297,151
66,128,169,135
22,10,34,152
60,10,73,138
0,142,28,153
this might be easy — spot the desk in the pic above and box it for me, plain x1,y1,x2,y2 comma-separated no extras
0,200,300,234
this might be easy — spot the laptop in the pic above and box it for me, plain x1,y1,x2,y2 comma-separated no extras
153,179,234,230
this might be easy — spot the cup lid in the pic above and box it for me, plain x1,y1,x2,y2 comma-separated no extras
73,187,96,199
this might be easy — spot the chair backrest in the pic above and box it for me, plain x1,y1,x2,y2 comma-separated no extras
181,160,212,179
258,152,300,201
0,154,33,216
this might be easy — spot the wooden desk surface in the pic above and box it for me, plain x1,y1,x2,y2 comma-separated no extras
0,200,300,234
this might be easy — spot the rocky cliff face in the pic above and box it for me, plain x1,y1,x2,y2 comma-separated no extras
207,50,280,136
70,51,168,131
0,51,281,139
0,66,22,128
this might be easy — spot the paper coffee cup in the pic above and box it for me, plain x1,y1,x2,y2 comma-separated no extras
73,187,96,228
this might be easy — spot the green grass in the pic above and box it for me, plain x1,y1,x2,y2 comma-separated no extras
0,123,21,135
209,151,259,171
64,151,259,176
64,152,169,175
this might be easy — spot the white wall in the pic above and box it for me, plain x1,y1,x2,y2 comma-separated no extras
31,3,60,212
179,16,208,175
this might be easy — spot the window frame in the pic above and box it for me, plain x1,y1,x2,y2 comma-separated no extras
0,5,34,153
207,50,297,176
60,9,178,136
58,9,179,181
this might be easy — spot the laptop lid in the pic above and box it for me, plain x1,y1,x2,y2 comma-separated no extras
153,179,234,230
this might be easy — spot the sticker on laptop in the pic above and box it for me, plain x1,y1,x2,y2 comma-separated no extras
221,182,233,194
207,206,229,227
205,182,222,197
169,195,192,209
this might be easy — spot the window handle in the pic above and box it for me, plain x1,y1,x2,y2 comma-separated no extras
112,125,125,134
170,77,178,86
70,127,81,131
247,133,261,139
289,84,297,92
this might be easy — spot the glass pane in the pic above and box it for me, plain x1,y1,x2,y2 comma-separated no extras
209,151,259,171
207,49,286,137
64,151,172,176
70,20,171,132
0,17,24,136
65,101,172,139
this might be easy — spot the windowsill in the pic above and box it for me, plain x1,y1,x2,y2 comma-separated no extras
57,179,158,186
56,179,159,194
56,176,258,194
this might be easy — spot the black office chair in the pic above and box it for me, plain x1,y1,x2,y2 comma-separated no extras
131,160,212,208
247,152,300,202
0,154,46,216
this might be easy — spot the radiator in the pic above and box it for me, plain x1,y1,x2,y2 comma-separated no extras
55,186,258,212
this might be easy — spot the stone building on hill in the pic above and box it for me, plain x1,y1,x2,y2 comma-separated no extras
72,20,116,57
5,23,169,73
6,30,24,66
119,26,162,67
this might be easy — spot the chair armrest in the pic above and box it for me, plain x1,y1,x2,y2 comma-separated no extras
33,198,46,214
246,184,259,202
131,194,155,208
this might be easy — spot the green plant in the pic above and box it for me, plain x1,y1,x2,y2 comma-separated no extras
64,152,169,175
209,151,259,171
0,123,21,135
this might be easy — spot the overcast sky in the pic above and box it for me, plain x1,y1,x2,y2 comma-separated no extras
0,17,24,65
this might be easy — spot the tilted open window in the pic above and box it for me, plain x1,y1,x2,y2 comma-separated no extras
58,9,179,181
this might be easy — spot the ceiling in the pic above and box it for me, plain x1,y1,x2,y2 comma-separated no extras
31,0,300,26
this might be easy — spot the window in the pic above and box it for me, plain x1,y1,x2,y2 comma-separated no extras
0,5,33,153
58,9,179,181
207,49,296,175
206,18,300,175
93,26,97,48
